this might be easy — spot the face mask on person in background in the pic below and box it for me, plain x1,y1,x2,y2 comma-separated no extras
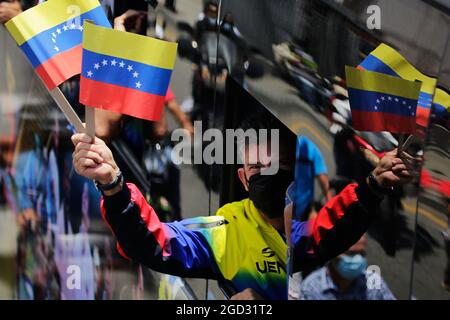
222,23,232,31
247,169,292,219
207,17,216,26
335,254,367,280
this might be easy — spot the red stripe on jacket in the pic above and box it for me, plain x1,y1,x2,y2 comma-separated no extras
311,183,359,246
100,183,169,259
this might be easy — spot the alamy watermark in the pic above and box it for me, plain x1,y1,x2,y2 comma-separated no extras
366,5,381,30
66,265,81,290
170,121,280,175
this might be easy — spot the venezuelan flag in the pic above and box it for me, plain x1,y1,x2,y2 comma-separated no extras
433,88,450,118
5,0,110,89
357,43,445,128
346,66,421,134
79,22,177,121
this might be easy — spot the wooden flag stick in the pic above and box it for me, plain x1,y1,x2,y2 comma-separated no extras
49,87,85,133
85,106,95,139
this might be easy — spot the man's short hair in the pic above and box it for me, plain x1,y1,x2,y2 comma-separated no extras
235,115,294,167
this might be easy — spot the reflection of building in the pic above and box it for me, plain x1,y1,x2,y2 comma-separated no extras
222,0,449,81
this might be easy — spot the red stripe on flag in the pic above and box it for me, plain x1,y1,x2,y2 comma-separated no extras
80,77,165,121
416,106,430,128
35,45,82,89
351,110,416,133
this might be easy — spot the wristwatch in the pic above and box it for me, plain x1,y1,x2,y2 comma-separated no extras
94,170,123,195
367,171,392,197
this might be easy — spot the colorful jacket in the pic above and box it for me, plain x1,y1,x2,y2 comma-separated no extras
100,181,381,300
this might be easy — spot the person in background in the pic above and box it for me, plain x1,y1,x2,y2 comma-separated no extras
299,235,395,300
294,136,332,222
194,1,218,40
284,136,331,299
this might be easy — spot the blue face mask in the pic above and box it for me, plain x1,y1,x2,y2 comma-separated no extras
207,17,216,26
222,23,232,31
335,254,367,280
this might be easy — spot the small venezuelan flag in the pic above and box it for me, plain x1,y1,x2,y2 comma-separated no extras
79,22,177,121
357,44,450,127
5,0,111,90
345,66,421,134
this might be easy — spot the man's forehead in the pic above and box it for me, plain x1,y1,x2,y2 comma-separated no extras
244,142,275,164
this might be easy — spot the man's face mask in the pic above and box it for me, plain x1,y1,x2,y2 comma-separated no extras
247,169,292,219
335,254,367,280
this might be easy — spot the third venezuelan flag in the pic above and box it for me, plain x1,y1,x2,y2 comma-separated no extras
346,66,421,134
79,22,177,121
5,0,110,89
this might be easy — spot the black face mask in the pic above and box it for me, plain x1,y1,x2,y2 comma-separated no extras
247,169,293,219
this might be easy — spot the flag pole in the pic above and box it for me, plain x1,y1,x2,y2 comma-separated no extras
397,134,405,156
85,106,95,139
49,87,86,133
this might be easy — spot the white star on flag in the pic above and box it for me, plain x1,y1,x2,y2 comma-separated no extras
133,71,139,78
78,26,83,31
63,25,68,31
70,23,76,29
52,32,56,38
119,61,125,68
102,59,108,66
408,105,412,109
402,101,406,105
52,38,56,43
387,96,392,101
111,60,117,66
381,96,385,101
87,70,93,77
127,65,133,71
376,99,380,104
54,46,59,52
374,106,378,110
94,63,100,69
135,81,142,88
56,28,61,34
394,98,399,102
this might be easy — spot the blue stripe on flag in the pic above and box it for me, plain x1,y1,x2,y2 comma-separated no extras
20,6,110,68
433,102,448,116
418,92,433,109
359,54,400,78
348,88,418,117
81,49,172,96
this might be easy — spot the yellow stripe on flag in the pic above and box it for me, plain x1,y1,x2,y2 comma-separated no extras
345,66,421,100
434,88,450,110
6,0,101,45
83,22,178,70
370,44,437,95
